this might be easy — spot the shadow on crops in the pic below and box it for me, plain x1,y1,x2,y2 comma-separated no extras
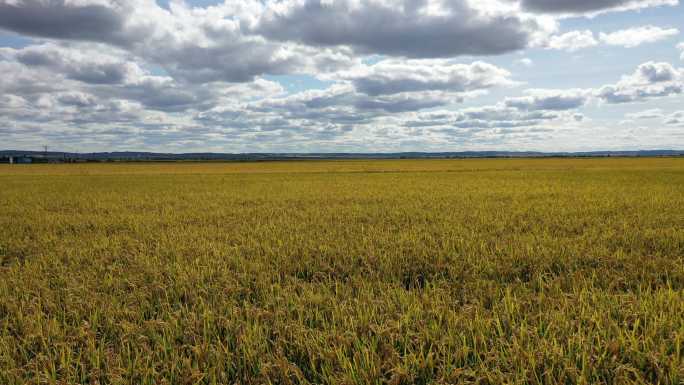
0,245,27,268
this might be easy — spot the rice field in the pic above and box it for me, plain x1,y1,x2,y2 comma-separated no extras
1,158,683,384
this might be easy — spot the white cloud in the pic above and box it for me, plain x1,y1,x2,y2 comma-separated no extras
249,60,519,119
546,26,680,52
547,30,598,52
599,25,679,48
3,42,145,85
505,89,591,110
625,109,664,119
519,0,678,16
334,60,517,96
0,0,359,83
678,42,684,60
596,61,684,103
1,0,684,152
0,0,559,81
402,106,562,130
252,0,557,58
664,111,684,126
515,58,534,67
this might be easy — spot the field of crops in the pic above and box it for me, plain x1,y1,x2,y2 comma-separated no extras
1,158,683,384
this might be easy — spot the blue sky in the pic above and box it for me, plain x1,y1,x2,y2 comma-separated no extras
1,0,683,153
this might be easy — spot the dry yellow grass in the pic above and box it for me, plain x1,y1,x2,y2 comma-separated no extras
1,158,683,384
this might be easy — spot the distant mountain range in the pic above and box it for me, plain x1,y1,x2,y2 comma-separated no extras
1,149,684,161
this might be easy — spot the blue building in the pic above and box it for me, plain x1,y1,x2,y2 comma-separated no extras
9,156,33,164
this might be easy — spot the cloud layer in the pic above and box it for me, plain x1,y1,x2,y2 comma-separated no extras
599,25,679,48
519,0,677,15
597,61,684,103
0,0,683,151
253,0,555,58
546,25,680,52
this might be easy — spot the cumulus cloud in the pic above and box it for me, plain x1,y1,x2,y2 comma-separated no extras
505,89,590,110
625,108,664,119
0,0,131,44
678,42,684,60
0,41,291,122
251,81,464,119
596,61,684,103
515,58,534,67
599,25,679,48
1,43,529,149
334,60,516,96
546,30,598,51
249,59,522,131
3,42,144,84
398,87,592,133
0,0,561,85
0,43,217,111
394,103,584,149
546,26,679,52
519,0,678,15
0,0,358,83
664,111,684,126
194,60,584,145
403,106,562,129
250,0,556,58
1,0,683,151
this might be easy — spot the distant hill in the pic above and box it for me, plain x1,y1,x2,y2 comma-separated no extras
1,149,683,162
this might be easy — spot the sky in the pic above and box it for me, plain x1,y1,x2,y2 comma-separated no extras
0,0,683,153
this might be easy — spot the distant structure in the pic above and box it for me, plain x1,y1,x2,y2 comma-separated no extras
15,156,33,164
1,149,683,163
2,155,33,164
